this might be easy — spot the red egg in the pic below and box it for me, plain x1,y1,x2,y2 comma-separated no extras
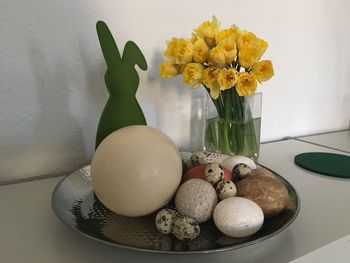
182,164,233,183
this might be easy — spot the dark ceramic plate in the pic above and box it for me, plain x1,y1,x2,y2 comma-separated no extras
51,159,300,254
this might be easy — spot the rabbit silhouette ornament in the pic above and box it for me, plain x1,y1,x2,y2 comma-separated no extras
95,21,148,149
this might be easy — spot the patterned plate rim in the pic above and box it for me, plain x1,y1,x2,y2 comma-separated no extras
51,162,300,254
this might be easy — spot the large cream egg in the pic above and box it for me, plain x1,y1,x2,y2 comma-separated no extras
213,197,264,238
91,125,182,217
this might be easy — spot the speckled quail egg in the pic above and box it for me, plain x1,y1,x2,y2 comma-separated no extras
182,164,233,183
172,217,200,240
204,162,224,185
188,151,230,168
155,208,178,234
216,180,237,200
190,151,207,167
203,152,230,163
221,155,256,171
233,163,253,182
175,179,218,223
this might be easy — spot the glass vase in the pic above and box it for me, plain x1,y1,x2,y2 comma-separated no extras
204,92,262,161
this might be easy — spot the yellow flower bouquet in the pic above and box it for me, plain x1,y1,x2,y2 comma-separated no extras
160,17,274,159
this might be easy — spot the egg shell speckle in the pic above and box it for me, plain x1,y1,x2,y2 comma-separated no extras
175,179,218,223
155,208,178,234
213,197,264,238
203,152,231,163
204,162,224,185
182,164,232,183
188,151,230,168
216,180,237,200
190,151,207,167
172,217,200,240
233,163,253,182
221,156,256,171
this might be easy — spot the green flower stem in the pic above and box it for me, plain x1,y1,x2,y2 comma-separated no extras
245,104,259,156
203,87,222,116
221,90,232,153
218,93,225,116
224,90,232,120
235,91,259,157
203,84,260,160
234,91,245,153
203,85,223,117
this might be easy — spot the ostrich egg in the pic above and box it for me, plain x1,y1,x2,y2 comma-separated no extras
91,125,182,217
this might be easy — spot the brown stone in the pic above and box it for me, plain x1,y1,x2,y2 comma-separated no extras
252,168,276,179
236,175,289,218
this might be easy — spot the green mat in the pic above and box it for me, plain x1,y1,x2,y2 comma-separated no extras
294,152,350,178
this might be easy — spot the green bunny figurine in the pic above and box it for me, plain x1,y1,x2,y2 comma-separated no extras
95,21,148,149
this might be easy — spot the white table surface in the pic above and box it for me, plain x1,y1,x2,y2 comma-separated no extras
1,138,350,263
296,129,350,153
289,234,350,263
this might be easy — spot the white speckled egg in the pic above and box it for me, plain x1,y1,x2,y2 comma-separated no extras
175,179,218,223
216,180,237,200
155,208,178,234
221,155,256,171
204,162,224,185
213,197,264,238
172,217,200,240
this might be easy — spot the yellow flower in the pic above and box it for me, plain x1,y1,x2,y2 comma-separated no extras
203,66,220,87
159,61,179,78
182,63,204,88
194,16,220,48
217,68,238,90
193,37,210,63
164,37,179,61
174,39,194,64
237,31,268,68
237,31,257,50
251,60,274,82
209,46,226,68
238,47,260,68
256,38,268,59
203,67,221,99
218,36,237,64
236,72,257,96
216,25,240,44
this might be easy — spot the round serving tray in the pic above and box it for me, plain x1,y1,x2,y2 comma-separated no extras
51,159,300,254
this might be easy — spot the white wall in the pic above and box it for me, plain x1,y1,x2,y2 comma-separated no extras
1,0,349,182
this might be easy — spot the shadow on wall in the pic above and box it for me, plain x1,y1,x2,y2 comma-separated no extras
77,39,108,155
145,49,206,151
27,42,88,175
345,94,350,129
